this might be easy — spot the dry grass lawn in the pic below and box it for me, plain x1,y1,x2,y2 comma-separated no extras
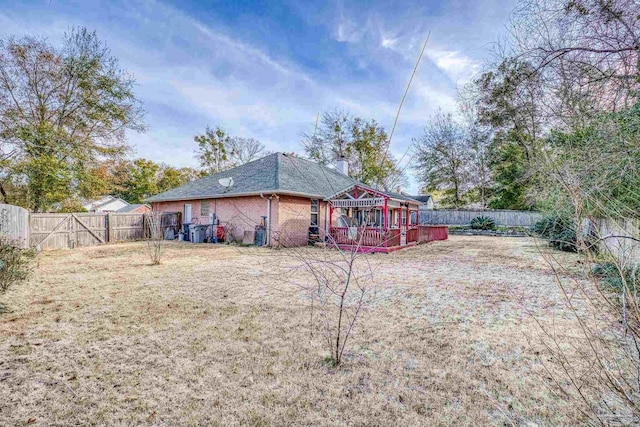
1,236,591,426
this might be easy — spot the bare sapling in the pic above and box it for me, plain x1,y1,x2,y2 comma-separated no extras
532,164,640,424
284,225,379,366
145,211,165,265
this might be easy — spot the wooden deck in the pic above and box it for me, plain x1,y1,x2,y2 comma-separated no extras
328,225,448,253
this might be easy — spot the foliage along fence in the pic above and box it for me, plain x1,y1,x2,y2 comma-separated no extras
0,204,181,250
419,208,543,227
0,204,30,248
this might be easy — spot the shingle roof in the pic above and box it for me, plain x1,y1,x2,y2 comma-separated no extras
146,153,357,202
117,204,149,213
146,152,420,204
411,195,432,204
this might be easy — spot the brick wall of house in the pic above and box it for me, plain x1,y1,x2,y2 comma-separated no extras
152,196,271,241
152,195,318,246
274,195,311,246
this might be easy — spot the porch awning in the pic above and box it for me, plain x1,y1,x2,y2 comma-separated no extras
330,198,385,208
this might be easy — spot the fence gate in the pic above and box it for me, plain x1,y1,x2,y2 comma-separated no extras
30,213,107,250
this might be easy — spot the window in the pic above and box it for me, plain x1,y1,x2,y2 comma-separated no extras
201,200,210,216
310,199,319,226
401,209,407,225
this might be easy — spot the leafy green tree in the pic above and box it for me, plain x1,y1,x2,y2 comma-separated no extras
195,126,232,174
121,159,159,204
487,136,530,209
302,110,406,189
472,59,543,209
157,165,200,193
542,103,640,217
0,28,145,211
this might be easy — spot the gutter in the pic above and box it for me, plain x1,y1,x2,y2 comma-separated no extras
146,189,325,204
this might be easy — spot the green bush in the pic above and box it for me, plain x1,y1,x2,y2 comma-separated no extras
0,236,36,299
470,216,496,230
533,215,577,252
593,262,639,296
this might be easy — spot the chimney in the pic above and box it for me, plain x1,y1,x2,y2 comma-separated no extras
336,156,349,176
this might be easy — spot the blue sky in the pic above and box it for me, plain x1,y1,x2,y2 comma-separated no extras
0,0,515,193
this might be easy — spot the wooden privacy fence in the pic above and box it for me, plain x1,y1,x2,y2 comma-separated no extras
419,209,543,227
0,204,30,248
589,218,640,265
29,211,181,250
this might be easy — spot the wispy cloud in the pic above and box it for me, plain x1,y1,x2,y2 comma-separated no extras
426,48,482,85
0,0,515,192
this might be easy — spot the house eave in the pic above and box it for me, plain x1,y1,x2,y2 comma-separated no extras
146,190,326,203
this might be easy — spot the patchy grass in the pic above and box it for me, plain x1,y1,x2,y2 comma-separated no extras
0,236,590,426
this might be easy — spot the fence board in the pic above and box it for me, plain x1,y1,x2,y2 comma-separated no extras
419,209,543,227
592,218,640,265
0,203,30,247
108,213,146,242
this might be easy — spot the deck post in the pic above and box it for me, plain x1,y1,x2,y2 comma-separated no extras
329,204,333,229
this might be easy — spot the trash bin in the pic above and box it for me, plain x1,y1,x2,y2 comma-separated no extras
183,223,191,242
189,224,208,243
255,226,265,246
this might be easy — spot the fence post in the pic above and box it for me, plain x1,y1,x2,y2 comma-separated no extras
107,212,113,243
143,213,149,239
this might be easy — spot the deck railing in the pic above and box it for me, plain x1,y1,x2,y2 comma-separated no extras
418,225,448,243
329,227,386,247
328,225,448,249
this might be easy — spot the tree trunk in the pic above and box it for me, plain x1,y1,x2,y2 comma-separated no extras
0,181,7,204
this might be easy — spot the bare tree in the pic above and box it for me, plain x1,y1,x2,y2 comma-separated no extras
510,0,640,120
145,212,165,265
283,227,378,366
413,111,471,208
227,136,266,166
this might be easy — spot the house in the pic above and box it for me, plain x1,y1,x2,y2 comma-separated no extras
411,195,435,210
116,204,151,214
147,152,447,251
82,195,129,212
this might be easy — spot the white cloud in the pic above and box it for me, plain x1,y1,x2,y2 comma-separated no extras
0,0,511,196
426,48,482,84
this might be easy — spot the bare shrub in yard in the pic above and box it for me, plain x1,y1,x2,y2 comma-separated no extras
535,222,640,425
0,236,36,312
145,212,165,265
285,228,377,366
532,105,640,424
223,221,243,244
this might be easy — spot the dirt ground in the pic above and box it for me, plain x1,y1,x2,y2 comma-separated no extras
0,236,590,426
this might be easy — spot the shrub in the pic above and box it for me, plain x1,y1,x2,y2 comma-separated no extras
470,216,496,230
145,212,164,265
533,215,577,252
0,237,36,310
593,262,640,295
